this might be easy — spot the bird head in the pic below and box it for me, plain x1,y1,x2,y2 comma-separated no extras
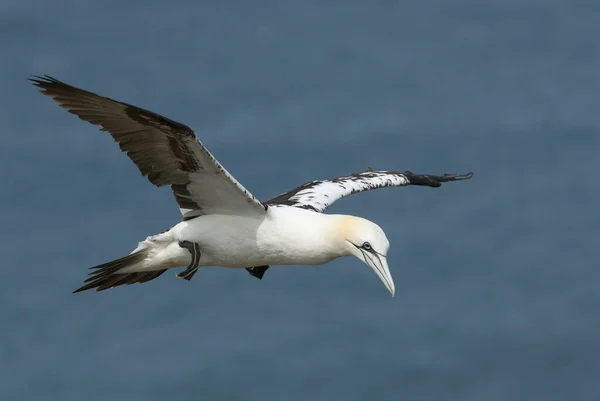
336,216,394,296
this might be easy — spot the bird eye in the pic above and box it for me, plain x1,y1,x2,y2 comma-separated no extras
362,242,372,251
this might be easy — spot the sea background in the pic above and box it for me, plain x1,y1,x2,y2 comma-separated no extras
1,1,599,400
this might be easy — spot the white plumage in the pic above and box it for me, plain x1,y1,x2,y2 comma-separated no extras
31,75,473,296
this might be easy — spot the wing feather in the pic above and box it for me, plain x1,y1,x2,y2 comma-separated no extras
264,170,473,212
31,75,265,219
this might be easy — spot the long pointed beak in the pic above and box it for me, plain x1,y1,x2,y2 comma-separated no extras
361,252,395,296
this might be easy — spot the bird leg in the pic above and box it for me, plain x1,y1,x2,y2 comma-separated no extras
177,241,201,281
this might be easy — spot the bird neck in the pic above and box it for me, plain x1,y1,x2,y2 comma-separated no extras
262,207,355,263
309,213,366,258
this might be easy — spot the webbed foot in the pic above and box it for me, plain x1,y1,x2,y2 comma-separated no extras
177,240,201,281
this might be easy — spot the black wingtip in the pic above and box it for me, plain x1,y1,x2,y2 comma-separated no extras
29,74,64,93
28,74,54,84
404,171,474,187
443,172,473,181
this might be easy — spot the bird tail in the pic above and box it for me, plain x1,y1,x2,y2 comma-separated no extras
73,249,167,293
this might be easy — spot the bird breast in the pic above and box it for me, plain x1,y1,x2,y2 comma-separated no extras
173,206,343,268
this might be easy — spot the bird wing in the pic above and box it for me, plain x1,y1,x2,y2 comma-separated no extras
31,75,266,220
264,170,473,212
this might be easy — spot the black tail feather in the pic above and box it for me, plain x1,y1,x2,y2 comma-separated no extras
74,251,166,293
137,270,167,283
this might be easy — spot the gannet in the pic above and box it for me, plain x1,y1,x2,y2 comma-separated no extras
30,75,473,296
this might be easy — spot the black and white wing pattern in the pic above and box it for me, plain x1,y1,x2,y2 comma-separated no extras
31,75,266,220
264,170,473,213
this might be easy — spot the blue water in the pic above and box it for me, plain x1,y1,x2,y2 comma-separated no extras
2,0,599,400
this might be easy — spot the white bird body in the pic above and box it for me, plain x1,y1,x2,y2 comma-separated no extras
125,206,359,272
30,74,472,296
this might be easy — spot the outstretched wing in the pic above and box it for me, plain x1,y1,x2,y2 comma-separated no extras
31,75,266,220
264,170,473,212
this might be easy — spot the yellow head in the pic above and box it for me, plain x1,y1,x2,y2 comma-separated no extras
334,215,395,296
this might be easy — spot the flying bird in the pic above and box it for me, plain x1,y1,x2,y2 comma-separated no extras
30,75,473,296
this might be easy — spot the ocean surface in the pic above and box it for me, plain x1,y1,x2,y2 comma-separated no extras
1,1,599,400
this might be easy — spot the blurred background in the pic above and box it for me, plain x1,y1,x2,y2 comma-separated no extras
1,0,599,400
